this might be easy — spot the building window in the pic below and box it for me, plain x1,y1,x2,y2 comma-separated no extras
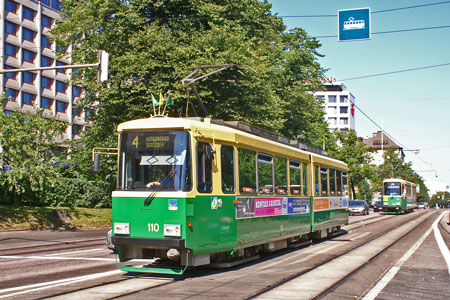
73,86,82,97
51,0,62,10
42,76,53,89
56,81,67,93
23,92,35,105
72,124,82,135
5,110,13,116
5,22,18,36
6,0,17,13
56,100,67,113
23,7,36,21
328,106,336,114
41,56,53,67
340,96,348,103
23,49,36,63
5,44,18,58
6,89,19,101
42,36,51,48
56,61,66,73
5,65,17,80
72,106,82,117
340,117,348,125
328,95,336,103
23,28,36,42
42,16,53,28
328,117,337,125
41,0,50,5
340,106,348,114
41,97,53,109
23,72,36,84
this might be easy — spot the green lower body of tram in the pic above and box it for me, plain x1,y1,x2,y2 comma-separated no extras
111,195,348,274
382,196,416,214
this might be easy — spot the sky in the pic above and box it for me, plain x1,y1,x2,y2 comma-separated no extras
268,0,450,190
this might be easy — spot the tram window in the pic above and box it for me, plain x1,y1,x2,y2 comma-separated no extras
342,172,349,196
315,165,320,196
196,142,213,193
258,153,273,194
239,148,256,193
329,169,336,196
320,167,328,195
274,157,287,194
221,145,235,193
302,163,308,195
289,160,301,195
336,170,342,195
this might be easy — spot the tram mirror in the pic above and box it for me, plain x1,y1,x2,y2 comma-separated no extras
205,144,215,160
91,153,101,174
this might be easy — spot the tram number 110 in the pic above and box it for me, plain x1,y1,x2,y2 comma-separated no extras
148,223,160,232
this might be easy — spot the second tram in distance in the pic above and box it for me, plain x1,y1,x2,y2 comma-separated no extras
382,178,418,214
109,116,350,274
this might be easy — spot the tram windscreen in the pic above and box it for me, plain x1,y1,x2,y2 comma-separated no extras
384,182,401,196
118,131,191,191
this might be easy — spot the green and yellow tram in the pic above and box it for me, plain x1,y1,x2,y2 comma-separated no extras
382,178,417,214
110,116,349,274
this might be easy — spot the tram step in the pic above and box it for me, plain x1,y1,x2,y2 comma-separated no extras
121,265,186,275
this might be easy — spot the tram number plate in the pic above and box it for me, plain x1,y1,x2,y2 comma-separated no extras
148,223,160,232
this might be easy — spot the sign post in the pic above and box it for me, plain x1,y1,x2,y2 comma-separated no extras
338,7,371,42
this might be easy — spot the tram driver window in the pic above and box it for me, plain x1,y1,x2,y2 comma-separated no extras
221,145,235,193
196,142,213,193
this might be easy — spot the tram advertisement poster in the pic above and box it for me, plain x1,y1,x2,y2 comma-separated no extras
236,197,310,219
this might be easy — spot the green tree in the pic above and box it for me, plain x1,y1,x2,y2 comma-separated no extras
52,0,327,147
328,130,375,200
0,98,66,207
430,191,449,208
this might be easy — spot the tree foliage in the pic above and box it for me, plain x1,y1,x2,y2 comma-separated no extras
0,99,66,206
53,0,328,146
328,130,375,200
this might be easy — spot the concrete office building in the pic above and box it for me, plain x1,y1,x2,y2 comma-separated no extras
315,80,356,133
0,0,86,144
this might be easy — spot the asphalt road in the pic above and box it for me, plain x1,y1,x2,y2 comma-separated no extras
0,209,448,300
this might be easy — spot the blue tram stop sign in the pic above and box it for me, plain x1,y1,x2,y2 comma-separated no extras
338,7,371,42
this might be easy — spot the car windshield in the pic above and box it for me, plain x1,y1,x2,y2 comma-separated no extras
350,201,365,207
118,131,192,191
418,202,425,205
384,182,401,195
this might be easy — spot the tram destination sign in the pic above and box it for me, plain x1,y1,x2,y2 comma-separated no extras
338,7,371,42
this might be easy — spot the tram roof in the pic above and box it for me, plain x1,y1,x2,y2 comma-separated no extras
118,116,347,169
383,178,416,185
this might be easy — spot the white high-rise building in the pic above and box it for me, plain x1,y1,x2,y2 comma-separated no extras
0,0,87,145
315,80,355,133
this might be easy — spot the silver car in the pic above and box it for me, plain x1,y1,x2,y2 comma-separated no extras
349,200,369,216
107,229,115,251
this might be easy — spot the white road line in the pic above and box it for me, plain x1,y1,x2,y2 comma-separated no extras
0,269,123,298
0,255,115,262
433,210,450,274
44,248,106,256
363,211,448,300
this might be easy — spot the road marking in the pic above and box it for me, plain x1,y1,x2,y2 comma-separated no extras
433,211,450,275
363,211,448,300
0,269,123,298
44,248,107,256
0,255,115,262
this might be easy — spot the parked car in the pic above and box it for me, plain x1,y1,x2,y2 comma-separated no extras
417,202,426,209
107,229,115,251
373,201,382,212
349,200,370,216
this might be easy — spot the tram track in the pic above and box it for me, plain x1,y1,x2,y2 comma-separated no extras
0,237,107,256
246,210,438,300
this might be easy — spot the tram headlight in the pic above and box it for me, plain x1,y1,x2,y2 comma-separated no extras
114,222,130,235
164,224,181,237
